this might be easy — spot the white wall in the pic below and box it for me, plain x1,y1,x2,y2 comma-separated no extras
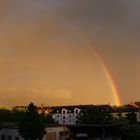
53,108,81,125
43,126,69,140
0,128,24,140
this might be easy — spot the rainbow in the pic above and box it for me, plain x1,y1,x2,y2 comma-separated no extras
83,40,122,106
60,25,122,106
87,46,121,106
73,30,122,106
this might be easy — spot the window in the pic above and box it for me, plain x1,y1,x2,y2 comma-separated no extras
69,119,73,123
8,136,12,140
63,116,65,119
62,109,66,114
75,109,79,114
15,136,20,140
1,135,5,140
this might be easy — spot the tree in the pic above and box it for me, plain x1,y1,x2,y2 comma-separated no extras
18,103,46,140
45,114,55,124
135,102,140,107
112,115,140,140
121,124,140,140
13,110,26,122
78,108,113,125
0,109,14,122
125,112,137,124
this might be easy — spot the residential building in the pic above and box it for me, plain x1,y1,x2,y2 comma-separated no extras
0,124,69,140
112,103,140,122
51,105,112,125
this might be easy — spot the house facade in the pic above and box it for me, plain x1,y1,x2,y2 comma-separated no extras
51,105,112,125
52,106,81,125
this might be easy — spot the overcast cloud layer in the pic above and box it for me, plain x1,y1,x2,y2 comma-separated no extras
0,1,140,106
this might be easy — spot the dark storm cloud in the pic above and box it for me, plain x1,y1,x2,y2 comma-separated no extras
54,1,140,42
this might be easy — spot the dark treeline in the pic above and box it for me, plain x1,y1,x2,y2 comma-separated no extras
0,103,56,140
0,107,55,124
78,105,140,140
0,108,24,122
0,103,140,139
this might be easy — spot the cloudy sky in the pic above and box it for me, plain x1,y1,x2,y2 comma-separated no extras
0,0,140,106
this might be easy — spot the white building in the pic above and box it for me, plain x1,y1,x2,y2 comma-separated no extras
52,106,81,125
51,105,112,125
0,128,23,140
112,104,140,123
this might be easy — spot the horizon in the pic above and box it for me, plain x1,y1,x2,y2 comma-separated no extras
2,101,140,109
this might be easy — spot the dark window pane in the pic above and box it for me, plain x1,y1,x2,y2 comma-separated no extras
1,135,5,140
15,136,20,140
8,136,12,140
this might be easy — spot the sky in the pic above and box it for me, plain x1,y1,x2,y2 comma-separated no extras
0,0,140,106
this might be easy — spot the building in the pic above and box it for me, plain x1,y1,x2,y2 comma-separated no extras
52,106,81,125
12,104,113,125
0,123,69,140
51,105,113,125
13,103,140,124
0,123,122,140
67,124,121,140
112,103,140,122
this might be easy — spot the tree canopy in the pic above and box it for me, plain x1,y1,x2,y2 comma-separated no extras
44,113,55,124
78,108,113,125
18,103,46,140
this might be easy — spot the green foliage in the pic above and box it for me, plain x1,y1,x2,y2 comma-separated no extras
112,114,140,140
78,109,113,124
78,107,140,139
113,116,130,128
121,124,140,140
0,109,15,122
125,112,137,124
45,114,55,124
12,110,26,122
18,103,46,140
135,102,140,107
0,108,25,123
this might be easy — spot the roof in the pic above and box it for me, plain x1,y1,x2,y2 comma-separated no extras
113,104,140,113
51,104,113,113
